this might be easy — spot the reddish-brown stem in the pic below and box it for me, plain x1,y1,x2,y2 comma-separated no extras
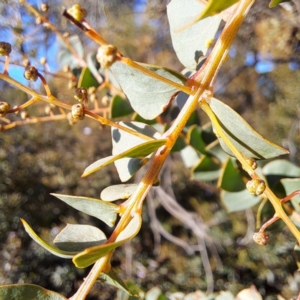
281,190,300,204
37,72,51,97
259,215,280,233
3,55,9,75
258,191,300,233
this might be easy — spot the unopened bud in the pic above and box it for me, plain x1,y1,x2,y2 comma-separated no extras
101,95,110,106
71,103,85,120
96,45,118,68
89,93,97,103
23,59,30,67
20,111,29,120
36,17,43,25
0,42,12,56
63,65,70,73
44,105,51,115
24,66,38,82
74,87,87,102
246,179,266,196
253,232,269,245
67,4,87,22
88,86,96,95
0,102,10,117
246,158,257,170
40,57,47,65
41,3,49,12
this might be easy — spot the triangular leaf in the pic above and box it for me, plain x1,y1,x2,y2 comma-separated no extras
53,224,107,252
21,219,76,259
51,194,118,227
218,157,246,192
192,155,221,181
73,214,142,268
269,0,292,8
78,67,100,89
0,284,67,300
221,189,262,212
187,125,207,155
197,0,239,20
110,61,187,119
209,97,289,159
206,139,229,163
101,184,139,202
98,270,131,295
167,0,222,69
111,95,134,119
171,134,186,152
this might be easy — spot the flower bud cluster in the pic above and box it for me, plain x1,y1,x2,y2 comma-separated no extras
0,102,10,117
246,179,266,196
71,103,85,121
0,42,12,56
96,45,118,68
24,66,38,82
253,232,269,245
67,4,87,22
246,158,257,170
74,87,87,102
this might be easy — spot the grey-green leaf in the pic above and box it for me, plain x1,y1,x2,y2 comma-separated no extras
73,214,142,268
98,270,131,295
167,0,222,70
112,122,165,182
110,61,187,119
180,145,201,168
221,189,262,212
263,159,300,177
209,97,289,159
51,194,118,227
0,284,67,300
21,219,76,259
57,35,84,69
101,184,139,201
53,224,107,252
82,138,166,181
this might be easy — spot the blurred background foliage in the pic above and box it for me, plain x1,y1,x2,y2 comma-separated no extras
0,0,300,299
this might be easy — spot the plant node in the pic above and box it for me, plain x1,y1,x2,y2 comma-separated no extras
0,42,12,56
96,45,118,68
24,66,38,82
246,179,266,196
67,4,87,22
0,102,10,117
